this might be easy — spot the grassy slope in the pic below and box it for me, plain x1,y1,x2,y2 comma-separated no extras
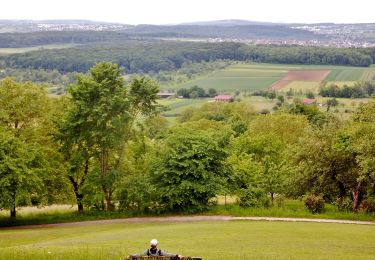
1,221,374,259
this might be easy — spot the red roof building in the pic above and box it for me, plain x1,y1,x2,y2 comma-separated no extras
214,95,232,102
303,98,317,105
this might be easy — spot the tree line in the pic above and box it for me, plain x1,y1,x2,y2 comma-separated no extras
0,62,374,218
319,81,375,98
1,41,375,75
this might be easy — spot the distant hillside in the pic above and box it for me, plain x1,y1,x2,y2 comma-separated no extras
1,19,375,47
123,24,322,40
0,20,132,33
180,19,280,26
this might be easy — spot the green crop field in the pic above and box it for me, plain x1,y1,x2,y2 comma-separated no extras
281,81,320,93
169,63,375,93
325,69,366,81
158,98,210,114
1,221,374,259
326,81,357,87
171,63,288,92
361,69,375,81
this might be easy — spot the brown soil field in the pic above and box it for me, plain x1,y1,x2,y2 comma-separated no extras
270,80,292,90
282,70,331,81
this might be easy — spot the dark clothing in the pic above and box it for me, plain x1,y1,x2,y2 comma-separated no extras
131,248,179,258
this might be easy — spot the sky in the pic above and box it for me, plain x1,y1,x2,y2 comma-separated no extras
1,0,375,25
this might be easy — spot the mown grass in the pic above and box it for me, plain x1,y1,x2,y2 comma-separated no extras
1,219,375,259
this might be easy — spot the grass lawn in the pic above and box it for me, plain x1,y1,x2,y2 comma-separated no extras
0,220,374,259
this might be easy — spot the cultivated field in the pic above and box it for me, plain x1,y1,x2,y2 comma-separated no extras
325,68,366,81
0,44,77,55
170,63,375,94
172,63,288,92
1,220,374,259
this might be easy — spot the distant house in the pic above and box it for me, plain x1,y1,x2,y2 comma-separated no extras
214,95,232,102
303,98,317,105
157,92,176,99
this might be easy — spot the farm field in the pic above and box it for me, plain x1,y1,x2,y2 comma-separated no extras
169,63,375,94
158,96,278,123
280,81,320,93
0,44,77,55
171,63,289,92
1,220,374,259
325,68,366,81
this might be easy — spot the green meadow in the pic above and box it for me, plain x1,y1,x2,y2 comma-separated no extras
1,220,374,259
0,44,78,55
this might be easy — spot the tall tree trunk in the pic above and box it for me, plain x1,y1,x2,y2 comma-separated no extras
352,182,362,211
101,149,115,211
76,193,84,212
10,205,16,219
10,188,17,218
69,159,89,213
105,194,115,211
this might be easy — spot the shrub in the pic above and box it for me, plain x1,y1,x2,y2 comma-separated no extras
360,197,375,213
238,187,271,208
274,194,285,208
335,197,352,212
260,108,270,115
304,194,325,214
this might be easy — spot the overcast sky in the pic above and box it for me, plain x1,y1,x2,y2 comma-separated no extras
2,0,374,24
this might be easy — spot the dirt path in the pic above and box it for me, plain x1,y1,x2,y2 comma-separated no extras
1,216,374,230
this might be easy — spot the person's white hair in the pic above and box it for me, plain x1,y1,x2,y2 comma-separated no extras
150,239,158,246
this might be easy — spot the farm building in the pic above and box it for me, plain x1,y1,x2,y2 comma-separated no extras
214,95,233,102
157,92,176,98
303,98,317,105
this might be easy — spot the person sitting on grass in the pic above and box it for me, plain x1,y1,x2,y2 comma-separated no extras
131,239,183,259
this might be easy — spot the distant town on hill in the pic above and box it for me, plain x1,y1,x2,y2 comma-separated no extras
1,19,375,48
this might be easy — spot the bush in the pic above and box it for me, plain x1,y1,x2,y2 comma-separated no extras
238,187,271,208
360,197,375,213
116,174,159,213
274,194,285,208
259,108,270,115
304,194,325,214
335,197,353,212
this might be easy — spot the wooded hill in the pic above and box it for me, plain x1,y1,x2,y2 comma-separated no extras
1,41,374,74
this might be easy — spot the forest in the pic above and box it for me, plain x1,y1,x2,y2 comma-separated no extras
1,62,374,219
1,41,375,75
